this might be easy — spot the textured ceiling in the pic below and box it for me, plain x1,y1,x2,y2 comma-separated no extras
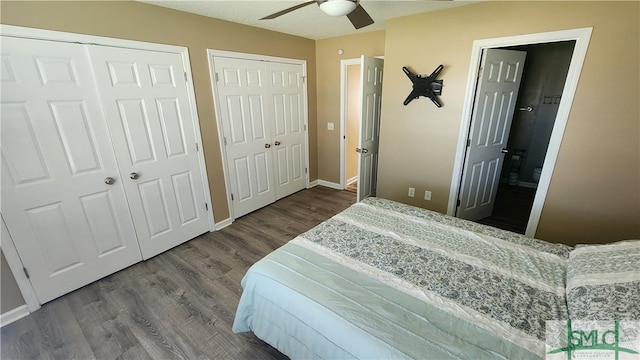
137,0,476,40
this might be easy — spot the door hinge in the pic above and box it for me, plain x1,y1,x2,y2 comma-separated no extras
184,72,188,82
223,137,227,146
305,167,308,174
205,203,209,211
301,75,306,83
215,72,220,82
466,139,471,147
304,124,307,131
230,193,234,201
23,267,30,279
195,142,199,152
457,199,461,207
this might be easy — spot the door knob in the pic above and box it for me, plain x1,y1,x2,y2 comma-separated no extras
265,143,271,148
501,148,509,154
129,172,140,180
355,148,369,154
274,141,281,146
104,177,115,185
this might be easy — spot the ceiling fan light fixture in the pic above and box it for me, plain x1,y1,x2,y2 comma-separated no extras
319,0,357,17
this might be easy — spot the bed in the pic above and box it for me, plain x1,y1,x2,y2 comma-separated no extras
233,197,640,359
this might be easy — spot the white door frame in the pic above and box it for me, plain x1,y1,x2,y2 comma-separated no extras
207,49,310,222
0,24,215,312
447,27,593,237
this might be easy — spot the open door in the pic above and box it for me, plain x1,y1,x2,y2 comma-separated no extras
356,56,383,201
457,49,526,220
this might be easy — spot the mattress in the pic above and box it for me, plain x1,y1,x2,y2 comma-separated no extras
233,197,574,359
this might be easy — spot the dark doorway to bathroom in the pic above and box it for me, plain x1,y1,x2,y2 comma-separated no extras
476,40,576,235
478,183,536,234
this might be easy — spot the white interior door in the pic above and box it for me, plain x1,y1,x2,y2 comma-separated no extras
213,57,275,218
0,37,142,304
357,56,383,201
89,46,210,259
269,62,307,200
456,49,526,221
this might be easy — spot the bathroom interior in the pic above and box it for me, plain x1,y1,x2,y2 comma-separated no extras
479,40,576,234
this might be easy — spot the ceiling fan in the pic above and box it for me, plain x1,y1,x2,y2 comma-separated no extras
260,0,374,29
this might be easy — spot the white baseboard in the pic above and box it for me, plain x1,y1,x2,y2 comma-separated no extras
309,179,319,188
346,176,358,185
214,217,233,230
316,180,342,190
0,305,29,328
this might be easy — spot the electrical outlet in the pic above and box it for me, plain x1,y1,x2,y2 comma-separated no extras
327,122,334,131
408,187,415,197
424,190,432,201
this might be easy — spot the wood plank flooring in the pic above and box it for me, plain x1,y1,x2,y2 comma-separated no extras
1,186,356,360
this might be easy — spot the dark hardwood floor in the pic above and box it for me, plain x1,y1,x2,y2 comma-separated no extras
477,183,536,234
1,186,356,360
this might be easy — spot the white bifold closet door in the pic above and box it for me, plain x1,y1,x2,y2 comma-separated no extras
213,56,306,218
1,36,209,304
89,46,209,260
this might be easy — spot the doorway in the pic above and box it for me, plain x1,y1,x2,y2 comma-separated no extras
448,28,593,237
476,41,576,234
339,56,384,201
343,61,361,193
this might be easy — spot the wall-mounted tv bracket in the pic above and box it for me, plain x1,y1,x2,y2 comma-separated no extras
402,64,444,107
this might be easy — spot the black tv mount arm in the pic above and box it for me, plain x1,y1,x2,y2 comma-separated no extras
402,64,444,107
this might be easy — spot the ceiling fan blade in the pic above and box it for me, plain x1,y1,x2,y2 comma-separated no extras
346,4,374,29
260,1,317,20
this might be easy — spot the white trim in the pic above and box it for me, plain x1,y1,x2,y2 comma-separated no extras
213,217,233,231
1,24,187,54
447,28,593,238
340,58,362,190
309,179,320,188
317,180,343,190
207,49,310,222
1,216,40,312
346,175,358,185
0,305,30,328
207,50,306,65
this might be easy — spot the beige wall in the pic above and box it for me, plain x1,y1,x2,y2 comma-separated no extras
316,31,385,182
377,1,639,245
346,64,361,182
0,0,317,223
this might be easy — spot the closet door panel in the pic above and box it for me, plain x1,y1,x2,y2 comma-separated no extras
213,57,275,218
269,62,306,199
89,46,209,259
0,37,142,304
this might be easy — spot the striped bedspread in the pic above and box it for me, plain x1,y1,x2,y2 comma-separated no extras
233,198,572,359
